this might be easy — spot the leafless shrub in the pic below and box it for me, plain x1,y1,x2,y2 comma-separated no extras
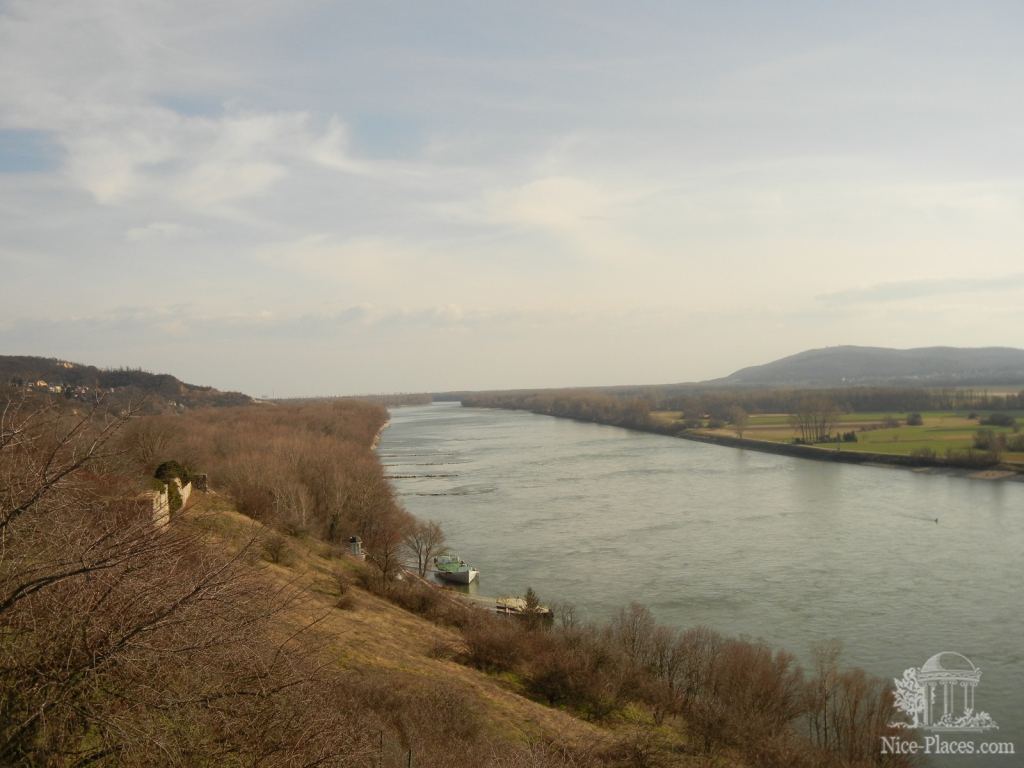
320,542,344,559
353,562,376,590
804,641,905,766
332,569,357,609
521,626,630,721
428,637,459,660
551,601,578,630
261,531,289,564
119,413,184,470
387,579,443,615
599,726,673,768
333,567,351,595
462,614,528,672
610,602,657,666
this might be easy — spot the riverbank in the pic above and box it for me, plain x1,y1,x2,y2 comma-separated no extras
371,418,390,450
672,428,1024,481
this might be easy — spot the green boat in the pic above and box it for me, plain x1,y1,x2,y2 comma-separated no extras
433,554,479,584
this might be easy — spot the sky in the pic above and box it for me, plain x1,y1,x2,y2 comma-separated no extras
1,1,1023,396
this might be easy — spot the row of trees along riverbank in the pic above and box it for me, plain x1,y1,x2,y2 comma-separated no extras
463,385,1024,425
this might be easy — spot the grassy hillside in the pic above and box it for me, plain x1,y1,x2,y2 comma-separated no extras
180,495,621,757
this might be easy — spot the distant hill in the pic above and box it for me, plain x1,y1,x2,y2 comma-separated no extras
711,346,1024,387
1,355,252,409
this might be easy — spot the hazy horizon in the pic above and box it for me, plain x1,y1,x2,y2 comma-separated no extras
3,2,1023,396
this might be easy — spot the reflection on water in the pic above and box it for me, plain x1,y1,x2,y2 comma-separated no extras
380,403,1024,766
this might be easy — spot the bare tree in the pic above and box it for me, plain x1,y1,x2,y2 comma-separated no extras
405,519,447,577
805,638,843,751
610,602,656,666
1,396,133,537
120,414,182,469
790,397,838,443
367,515,410,588
729,405,749,439
647,624,686,724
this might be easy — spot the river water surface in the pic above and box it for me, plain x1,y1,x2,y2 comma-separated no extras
379,402,1023,765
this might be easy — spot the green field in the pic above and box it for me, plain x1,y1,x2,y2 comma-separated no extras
651,410,1024,466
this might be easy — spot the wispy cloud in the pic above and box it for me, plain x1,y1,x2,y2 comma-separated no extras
818,273,1024,306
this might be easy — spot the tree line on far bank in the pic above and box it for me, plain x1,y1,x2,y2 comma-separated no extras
463,391,654,430
465,384,1023,426
463,386,1022,468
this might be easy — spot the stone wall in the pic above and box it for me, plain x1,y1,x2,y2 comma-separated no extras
145,486,171,527
177,478,191,509
141,478,193,528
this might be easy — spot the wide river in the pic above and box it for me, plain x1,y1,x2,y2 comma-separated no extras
379,402,1023,765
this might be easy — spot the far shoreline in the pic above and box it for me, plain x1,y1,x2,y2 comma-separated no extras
672,427,1024,482
449,402,1024,483
371,419,391,450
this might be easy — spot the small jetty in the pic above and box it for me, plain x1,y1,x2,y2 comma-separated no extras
495,595,553,622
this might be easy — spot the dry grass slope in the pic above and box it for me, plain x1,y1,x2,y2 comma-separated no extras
187,495,600,745
181,494,733,767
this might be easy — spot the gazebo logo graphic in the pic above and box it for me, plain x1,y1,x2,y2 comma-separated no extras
890,652,999,732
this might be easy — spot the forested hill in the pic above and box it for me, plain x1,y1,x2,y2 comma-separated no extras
1,355,251,408
711,346,1024,387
